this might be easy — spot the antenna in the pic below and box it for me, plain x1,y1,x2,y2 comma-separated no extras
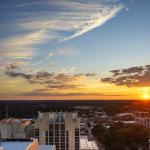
5,105,9,119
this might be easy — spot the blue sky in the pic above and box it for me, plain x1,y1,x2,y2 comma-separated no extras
0,0,150,100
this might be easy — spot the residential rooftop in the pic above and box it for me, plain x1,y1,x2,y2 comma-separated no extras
80,136,99,150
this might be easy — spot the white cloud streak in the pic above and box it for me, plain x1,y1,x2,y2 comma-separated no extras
60,67,77,74
0,0,124,63
0,30,52,59
18,0,124,41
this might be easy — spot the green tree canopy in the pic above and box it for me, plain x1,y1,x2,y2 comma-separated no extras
92,122,149,150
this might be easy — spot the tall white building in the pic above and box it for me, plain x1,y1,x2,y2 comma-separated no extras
34,112,80,150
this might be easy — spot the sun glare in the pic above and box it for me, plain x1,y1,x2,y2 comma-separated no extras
143,94,150,100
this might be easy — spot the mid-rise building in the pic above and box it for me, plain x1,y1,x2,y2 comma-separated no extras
116,113,134,121
0,119,34,139
34,112,80,150
134,111,150,128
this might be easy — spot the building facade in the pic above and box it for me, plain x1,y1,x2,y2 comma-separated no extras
134,111,150,128
0,119,33,139
34,112,80,150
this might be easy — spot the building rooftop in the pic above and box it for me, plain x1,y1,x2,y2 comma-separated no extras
115,121,136,124
0,141,31,150
0,141,54,150
40,145,54,150
0,119,32,127
38,111,79,122
116,113,133,117
80,136,99,150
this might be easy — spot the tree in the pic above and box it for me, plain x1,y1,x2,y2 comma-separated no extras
92,122,149,150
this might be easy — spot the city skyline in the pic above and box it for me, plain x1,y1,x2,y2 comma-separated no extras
0,0,150,100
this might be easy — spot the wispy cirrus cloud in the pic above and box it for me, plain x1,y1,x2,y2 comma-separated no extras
47,48,78,59
60,67,77,74
17,0,124,41
0,30,53,60
57,48,77,56
0,0,124,63
101,65,150,87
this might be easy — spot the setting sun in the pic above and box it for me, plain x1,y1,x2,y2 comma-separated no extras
143,94,150,100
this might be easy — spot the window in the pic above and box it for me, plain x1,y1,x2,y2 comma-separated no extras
46,131,48,136
61,131,65,136
66,143,69,149
34,129,39,141
60,124,65,130
61,143,65,149
45,131,48,144
49,137,53,143
55,124,59,130
49,131,53,136
75,129,80,150
66,131,69,149
49,124,53,130
66,131,69,136
55,137,59,142
55,131,59,136
61,137,65,142
75,129,79,136
34,129,39,136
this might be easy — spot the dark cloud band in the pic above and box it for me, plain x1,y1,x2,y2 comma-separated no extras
5,63,96,90
101,65,150,87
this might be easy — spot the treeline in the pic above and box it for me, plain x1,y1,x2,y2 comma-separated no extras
92,122,149,150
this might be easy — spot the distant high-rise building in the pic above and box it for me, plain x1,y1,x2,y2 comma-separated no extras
34,112,80,150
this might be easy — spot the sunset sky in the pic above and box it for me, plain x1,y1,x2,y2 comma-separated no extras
0,0,150,100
